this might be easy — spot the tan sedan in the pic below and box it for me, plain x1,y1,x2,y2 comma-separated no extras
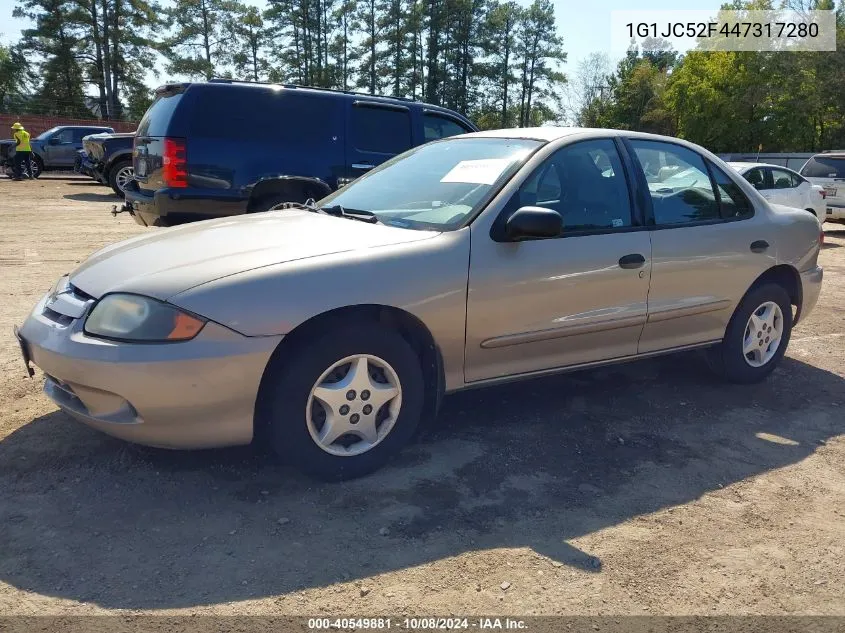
16,128,824,480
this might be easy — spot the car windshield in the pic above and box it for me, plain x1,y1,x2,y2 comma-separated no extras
35,127,61,141
318,137,543,231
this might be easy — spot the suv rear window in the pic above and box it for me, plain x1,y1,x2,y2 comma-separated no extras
189,87,339,143
800,156,845,178
352,105,411,154
137,93,184,137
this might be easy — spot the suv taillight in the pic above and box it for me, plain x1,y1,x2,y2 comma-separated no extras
162,138,188,188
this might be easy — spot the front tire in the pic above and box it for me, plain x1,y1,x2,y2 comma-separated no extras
259,322,425,481
706,283,793,383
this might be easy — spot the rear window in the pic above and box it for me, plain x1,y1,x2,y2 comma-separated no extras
800,156,845,178
352,105,411,154
189,87,340,143
137,93,184,137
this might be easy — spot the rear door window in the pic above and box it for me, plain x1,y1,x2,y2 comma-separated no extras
423,114,472,142
351,105,411,154
189,88,339,143
137,93,184,137
800,156,845,178
709,162,753,219
770,168,796,189
630,139,720,225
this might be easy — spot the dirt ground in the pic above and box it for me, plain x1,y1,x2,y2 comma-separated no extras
0,176,843,617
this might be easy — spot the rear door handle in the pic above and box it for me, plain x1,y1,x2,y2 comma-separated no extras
750,240,769,253
351,163,374,170
618,253,646,269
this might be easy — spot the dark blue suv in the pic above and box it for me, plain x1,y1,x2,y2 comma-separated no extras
123,80,478,227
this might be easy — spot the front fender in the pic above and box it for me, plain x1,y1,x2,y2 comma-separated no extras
169,230,472,390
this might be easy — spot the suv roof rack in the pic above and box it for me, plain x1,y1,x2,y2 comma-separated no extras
821,149,845,153
207,77,419,103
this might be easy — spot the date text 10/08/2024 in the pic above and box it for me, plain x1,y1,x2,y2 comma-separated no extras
626,21,819,39
307,617,528,630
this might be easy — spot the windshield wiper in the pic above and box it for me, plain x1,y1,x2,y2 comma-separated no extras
278,199,380,224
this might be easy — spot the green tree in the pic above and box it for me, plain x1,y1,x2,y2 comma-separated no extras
0,43,33,112
231,4,270,81
163,0,239,79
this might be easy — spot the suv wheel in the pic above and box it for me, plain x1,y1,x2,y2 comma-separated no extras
259,322,425,481
109,160,134,196
706,283,793,383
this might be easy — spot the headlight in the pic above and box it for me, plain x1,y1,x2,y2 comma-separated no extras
84,294,206,342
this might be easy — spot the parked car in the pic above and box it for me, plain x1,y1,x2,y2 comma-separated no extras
727,162,826,222
799,152,845,224
83,132,135,195
1,125,114,177
74,148,96,179
16,128,823,480
121,80,478,227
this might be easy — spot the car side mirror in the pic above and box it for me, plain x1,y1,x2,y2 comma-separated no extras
48,137,62,145
504,206,563,241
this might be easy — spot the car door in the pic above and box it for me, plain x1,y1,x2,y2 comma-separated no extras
345,102,412,183
626,139,777,353
464,137,652,383
42,128,75,166
769,167,803,209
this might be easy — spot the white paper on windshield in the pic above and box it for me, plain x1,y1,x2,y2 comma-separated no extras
440,159,512,185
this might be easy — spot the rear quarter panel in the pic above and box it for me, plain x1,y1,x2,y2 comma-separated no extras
768,203,822,272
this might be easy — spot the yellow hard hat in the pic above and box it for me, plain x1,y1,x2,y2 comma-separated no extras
11,122,23,130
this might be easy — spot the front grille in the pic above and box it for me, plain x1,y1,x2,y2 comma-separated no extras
43,307,73,326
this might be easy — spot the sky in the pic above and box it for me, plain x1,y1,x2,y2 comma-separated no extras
0,0,726,87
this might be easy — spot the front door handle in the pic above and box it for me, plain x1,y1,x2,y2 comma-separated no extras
351,163,374,170
750,240,769,253
618,253,646,269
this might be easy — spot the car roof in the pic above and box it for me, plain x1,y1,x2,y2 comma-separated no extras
177,80,474,124
459,127,718,151
813,152,845,159
727,161,790,171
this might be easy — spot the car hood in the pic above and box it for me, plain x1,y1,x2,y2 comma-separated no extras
70,210,438,301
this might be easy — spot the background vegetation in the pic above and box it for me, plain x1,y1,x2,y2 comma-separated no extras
1,0,844,151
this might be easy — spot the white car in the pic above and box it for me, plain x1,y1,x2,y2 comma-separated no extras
728,162,826,223
798,152,845,224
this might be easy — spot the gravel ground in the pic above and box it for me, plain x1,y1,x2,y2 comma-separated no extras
0,176,843,616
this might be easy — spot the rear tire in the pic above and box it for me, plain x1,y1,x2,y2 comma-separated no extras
30,155,43,179
258,321,425,481
706,283,792,384
249,187,319,213
108,160,134,196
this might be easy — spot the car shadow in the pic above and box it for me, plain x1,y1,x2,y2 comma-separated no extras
0,353,842,609
63,192,119,203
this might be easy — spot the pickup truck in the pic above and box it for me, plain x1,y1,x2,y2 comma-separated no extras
82,132,135,195
1,125,114,177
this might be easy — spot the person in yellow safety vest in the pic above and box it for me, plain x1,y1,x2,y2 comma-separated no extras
11,122,33,180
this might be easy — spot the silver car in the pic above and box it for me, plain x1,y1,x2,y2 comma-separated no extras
16,128,824,480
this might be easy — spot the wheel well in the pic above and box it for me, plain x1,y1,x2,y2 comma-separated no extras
254,304,445,442
750,264,802,320
247,178,331,211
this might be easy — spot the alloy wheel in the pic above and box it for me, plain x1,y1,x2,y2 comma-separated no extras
742,301,784,367
115,165,134,192
306,354,402,456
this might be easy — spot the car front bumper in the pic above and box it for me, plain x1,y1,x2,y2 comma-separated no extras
798,266,823,325
18,292,282,449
